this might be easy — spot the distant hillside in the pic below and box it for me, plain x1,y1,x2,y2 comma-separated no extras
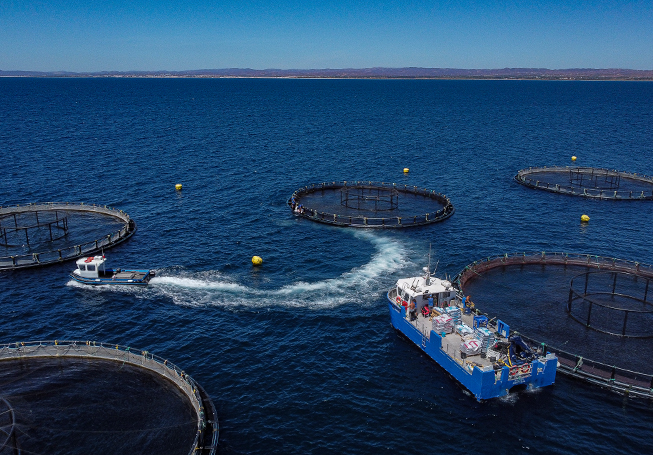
1,67,652,80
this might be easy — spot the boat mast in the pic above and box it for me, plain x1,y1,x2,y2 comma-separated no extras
425,244,432,285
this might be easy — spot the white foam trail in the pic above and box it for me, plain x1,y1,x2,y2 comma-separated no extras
498,393,519,405
149,276,248,292
149,231,409,308
275,232,405,295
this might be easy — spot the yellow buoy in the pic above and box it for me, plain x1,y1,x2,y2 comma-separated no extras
571,156,577,162
175,183,183,190
252,256,263,266
581,214,590,222
403,168,409,173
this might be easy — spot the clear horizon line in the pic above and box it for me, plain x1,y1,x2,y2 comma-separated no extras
2,66,653,73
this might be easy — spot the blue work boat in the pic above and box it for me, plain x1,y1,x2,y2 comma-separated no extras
70,255,155,286
388,265,557,400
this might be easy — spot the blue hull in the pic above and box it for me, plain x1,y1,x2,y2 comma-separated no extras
388,297,557,400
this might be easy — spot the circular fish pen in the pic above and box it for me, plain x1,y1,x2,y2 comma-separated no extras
514,166,653,200
0,340,218,455
453,252,653,398
0,202,137,270
288,181,454,228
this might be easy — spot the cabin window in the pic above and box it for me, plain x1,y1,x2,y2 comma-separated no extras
87,265,96,271
78,265,86,271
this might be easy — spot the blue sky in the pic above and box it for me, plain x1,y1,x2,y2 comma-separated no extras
1,0,651,71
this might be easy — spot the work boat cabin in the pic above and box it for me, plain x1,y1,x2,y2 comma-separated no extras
74,256,108,279
71,255,154,286
393,267,458,316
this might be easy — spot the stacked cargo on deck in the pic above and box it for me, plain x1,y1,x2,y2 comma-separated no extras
455,324,474,337
461,338,482,355
433,314,454,334
474,327,495,355
443,306,462,325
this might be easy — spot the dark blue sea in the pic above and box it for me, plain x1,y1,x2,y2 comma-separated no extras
1,78,653,454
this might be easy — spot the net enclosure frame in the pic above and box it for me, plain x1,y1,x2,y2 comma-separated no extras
0,202,137,271
288,181,455,228
568,270,653,338
453,251,653,398
514,166,653,200
0,397,17,454
0,340,219,455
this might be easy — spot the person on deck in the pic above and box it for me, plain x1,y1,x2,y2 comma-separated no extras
467,296,476,313
408,301,417,321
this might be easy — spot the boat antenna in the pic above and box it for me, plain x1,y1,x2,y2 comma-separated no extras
424,244,432,284
428,243,439,275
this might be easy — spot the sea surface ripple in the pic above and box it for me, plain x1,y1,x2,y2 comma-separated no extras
1,78,652,454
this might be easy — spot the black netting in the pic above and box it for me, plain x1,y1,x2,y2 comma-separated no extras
455,252,653,397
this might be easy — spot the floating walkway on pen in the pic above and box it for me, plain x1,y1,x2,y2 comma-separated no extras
288,181,454,228
0,340,218,454
0,202,136,270
514,166,653,200
454,252,653,399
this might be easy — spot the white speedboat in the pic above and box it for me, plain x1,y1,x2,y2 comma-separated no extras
70,255,155,286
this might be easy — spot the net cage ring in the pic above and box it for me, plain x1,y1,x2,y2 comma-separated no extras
288,181,455,228
0,202,137,271
514,166,653,200
452,251,653,398
0,340,219,455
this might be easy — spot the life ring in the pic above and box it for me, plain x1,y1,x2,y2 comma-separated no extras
84,257,94,263
395,296,401,304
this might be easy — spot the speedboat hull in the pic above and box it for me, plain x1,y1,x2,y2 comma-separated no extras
70,269,155,286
